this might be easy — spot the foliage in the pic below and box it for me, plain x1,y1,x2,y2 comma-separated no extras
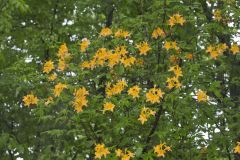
0,0,240,159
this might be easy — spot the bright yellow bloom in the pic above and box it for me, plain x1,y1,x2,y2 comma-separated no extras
234,142,240,154
138,107,156,124
206,43,228,59
57,43,70,60
146,86,165,104
45,96,53,106
53,83,67,97
115,46,128,56
164,41,179,51
103,102,115,113
81,60,96,70
230,43,239,55
196,90,208,102
94,143,110,159
152,27,165,39
136,42,151,55
115,149,123,157
166,77,182,89
121,56,136,67
168,13,186,27
58,59,67,71
168,65,183,78
106,80,127,97
108,53,121,68
115,29,130,38
80,38,90,52
115,149,134,160
213,9,222,21
23,94,38,107
154,143,171,157
128,85,141,98
73,87,89,113
43,60,54,73
100,27,112,37
48,73,57,81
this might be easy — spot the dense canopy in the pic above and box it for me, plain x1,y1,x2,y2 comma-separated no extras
0,0,240,159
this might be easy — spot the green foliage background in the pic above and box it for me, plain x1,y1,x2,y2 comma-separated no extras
0,0,239,159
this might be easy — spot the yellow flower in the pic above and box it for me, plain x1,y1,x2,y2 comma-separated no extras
154,143,171,157
115,149,134,160
108,53,121,68
166,77,182,89
115,46,128,56
81,60,96,70
136,42,151,55
53,83,67,97
128,85,141,99
213,9,222,21
168,65,183,78
115,29,130,38
106,80,127,97
23,94,38,107
73,87,89,113
43,60,54,73
58,59,67,71
152,27,165,39
100,27,112,37
80,38,90,52
206,43,228,59
103,102,115,113
48,73,57,81
138,107,156,124
57,43,70,60
234,142,240,154
230,43,239,55
45,96,53,106
164,41,179,51
168,13,186,27
121,56,136,68
146,86,164,104
186,53,193,60
196,90,208,102
115,149,123,157
94,143,110,159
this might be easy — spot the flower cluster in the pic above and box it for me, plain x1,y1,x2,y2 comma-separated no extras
114,29,130,38
196,90,208,102
43,60,54,73
80,38,90,52
23,94,38,107
127,85,141,99
99,27,112,37
152,27,165,39
234,142,240,154
54,83,67,97
146,86,165,104
73,87,89,113
164,41,179,51
103,102,115,113
94,143,110,159
167,65,182,89
154,143,172,157
206,43,228,59
168,13,186,27
57,43,71,71
106,80,127,97
230,43,239,55
138,107,156,124
81,46,136,69
136,42,151,55
115,148,135,160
